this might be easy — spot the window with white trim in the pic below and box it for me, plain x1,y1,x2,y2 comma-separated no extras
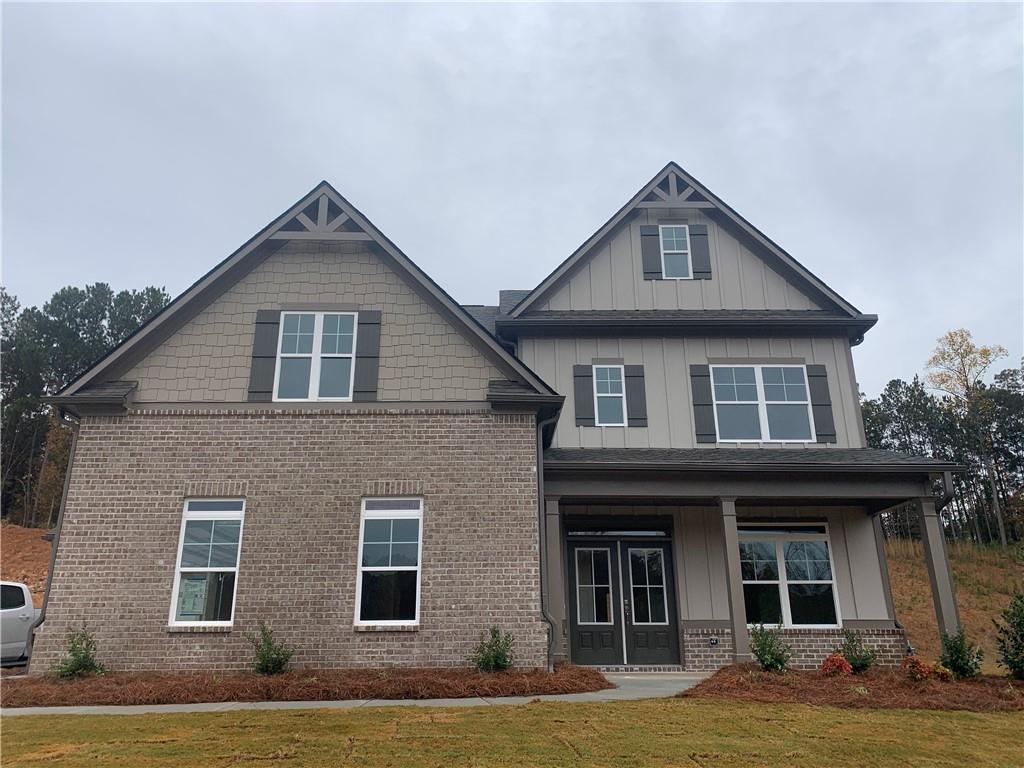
274,311,357,401
593,365,627,426
575,548,613,625
628,548,668,624
738,524,839,628
169,499,245,626
711,365,814,442
355,498,423,625
659,224,692,279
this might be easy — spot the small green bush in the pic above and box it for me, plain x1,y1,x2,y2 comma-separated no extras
939,629,983,679
749,625,792,672
54,624,105,679
993,591,1024,679
837,629,878,674
471,627,515,672
245,621,293,675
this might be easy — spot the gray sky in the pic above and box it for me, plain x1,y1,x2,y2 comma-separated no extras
3,2,1021,396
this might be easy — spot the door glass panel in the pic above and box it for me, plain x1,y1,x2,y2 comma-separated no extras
575,549,612,625
576,550,594,586
649,587,667,623
632,586,650,623
594,586,611,623
629,549,667,625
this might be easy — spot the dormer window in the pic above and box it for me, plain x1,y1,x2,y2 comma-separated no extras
659,225,692,279
274,311,358,401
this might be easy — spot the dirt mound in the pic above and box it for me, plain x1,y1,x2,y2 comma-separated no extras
0,522,51,606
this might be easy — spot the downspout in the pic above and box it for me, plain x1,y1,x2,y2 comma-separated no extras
536,411,560,673
25,409,80,673
936,471,955,513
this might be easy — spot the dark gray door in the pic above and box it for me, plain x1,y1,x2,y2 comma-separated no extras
622,543,680,665
566,543,623,666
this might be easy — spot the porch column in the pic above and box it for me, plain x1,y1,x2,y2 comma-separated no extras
719,497,751,661
919,497,961,638
544,496,568,660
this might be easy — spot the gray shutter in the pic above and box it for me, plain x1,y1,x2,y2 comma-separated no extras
353,311,381,402
690,224,712,280
807,364,837,443
573,365,595,427
247,310,280,402
624,365,647,427
640,225,663,280
690,364,717,444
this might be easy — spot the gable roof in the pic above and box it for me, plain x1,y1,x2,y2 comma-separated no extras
59,181,557,398
509,162,866,319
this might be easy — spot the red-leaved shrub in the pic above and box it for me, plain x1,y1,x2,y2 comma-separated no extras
821,652,853,677
902,655,931,681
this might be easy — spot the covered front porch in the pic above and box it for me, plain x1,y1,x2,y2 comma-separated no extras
540,449,961,671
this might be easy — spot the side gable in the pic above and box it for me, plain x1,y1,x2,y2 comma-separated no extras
510,163,865,318
58,182,556,402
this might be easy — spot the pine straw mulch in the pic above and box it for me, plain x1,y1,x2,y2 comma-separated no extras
680,664,1024,712
0,664,611,708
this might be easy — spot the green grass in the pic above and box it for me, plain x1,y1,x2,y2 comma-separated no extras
3,699,1022,767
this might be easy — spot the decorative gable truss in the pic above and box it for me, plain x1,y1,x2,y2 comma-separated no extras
271,194,373,241
636,170,715,210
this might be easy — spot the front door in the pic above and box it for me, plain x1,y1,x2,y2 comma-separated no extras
567,539,680,666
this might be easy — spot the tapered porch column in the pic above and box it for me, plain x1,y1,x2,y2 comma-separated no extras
919,497,961,638
544,496,568,661
719,497,751,661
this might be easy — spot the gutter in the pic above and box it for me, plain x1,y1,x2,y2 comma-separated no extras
26,409,80,673
935,470,956,512
543,460,966,475
536,412,560,673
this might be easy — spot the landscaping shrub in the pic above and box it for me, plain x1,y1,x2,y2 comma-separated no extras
837,629,878,674
53,624,104,679
471,627,515,672
901,655,931,682
940,630,983,679
820,652,853,677
930,663,954,682
246,621,293,675
749,625,792,672
993,591,1024,679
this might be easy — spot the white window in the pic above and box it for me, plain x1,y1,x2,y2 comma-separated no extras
593,365,627,426
628,548,669,625
659,224,692,279
711,365,814,442
355,498,423,626
274,311,357,401
738,523,840,628
575,548,614,625
169,499,245,627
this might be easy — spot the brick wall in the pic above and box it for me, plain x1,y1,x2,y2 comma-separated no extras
682,627,907,672
30,408,547,673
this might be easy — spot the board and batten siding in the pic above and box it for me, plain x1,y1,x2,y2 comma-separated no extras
535,209,824,312
520,336,865,449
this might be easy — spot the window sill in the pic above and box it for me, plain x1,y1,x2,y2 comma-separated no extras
167,625,233,634
354,624,419,633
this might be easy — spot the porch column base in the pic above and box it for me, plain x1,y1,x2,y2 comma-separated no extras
719,497,751,661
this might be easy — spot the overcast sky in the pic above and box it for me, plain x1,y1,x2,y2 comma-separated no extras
3,2,1021,396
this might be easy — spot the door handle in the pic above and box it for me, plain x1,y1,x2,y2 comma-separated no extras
18,614,31,621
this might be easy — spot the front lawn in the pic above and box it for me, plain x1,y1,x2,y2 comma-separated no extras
2,699,1021,767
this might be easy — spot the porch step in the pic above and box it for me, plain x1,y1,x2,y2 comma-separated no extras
591,664,685,673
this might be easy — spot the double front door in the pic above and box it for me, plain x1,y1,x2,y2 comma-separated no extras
567,539,680,666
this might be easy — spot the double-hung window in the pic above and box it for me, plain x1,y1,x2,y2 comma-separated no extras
593,365,627,426
170,499,245,626
711,365,814,442
659,224,692,279
355,498,423,626
738,524,839,628
274,311,357,401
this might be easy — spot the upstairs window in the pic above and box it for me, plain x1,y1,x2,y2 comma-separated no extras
170,499,245,626
659,224,692,279
274,311,357,401
711,365,814,442
593,365,627,426
356,498,423,625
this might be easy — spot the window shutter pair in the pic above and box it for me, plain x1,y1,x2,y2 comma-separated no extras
687,364,837,444
246,310,381,402
640,224,712,280
573,365,648,427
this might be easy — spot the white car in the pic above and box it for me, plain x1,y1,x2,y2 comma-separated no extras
1,581,40,664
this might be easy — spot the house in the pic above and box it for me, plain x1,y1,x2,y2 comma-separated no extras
34,163,961,673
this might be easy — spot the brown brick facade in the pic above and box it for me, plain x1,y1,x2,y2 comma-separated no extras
31,408,548,673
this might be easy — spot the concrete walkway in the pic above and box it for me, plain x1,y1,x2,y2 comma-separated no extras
0,672,707,717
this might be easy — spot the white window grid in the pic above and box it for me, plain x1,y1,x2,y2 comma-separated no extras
710,364,816,443
658,224,693,279
738,523,841,629
168,499,246,628
627,547,670,626
592,364,627,427
273,311,358,402
354,498,423,627
575,547,614,626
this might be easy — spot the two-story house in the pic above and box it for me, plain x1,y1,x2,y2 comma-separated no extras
35,163,961,673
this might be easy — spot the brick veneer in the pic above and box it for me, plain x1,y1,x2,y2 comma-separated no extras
30,408,547,673
682,627,907,672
